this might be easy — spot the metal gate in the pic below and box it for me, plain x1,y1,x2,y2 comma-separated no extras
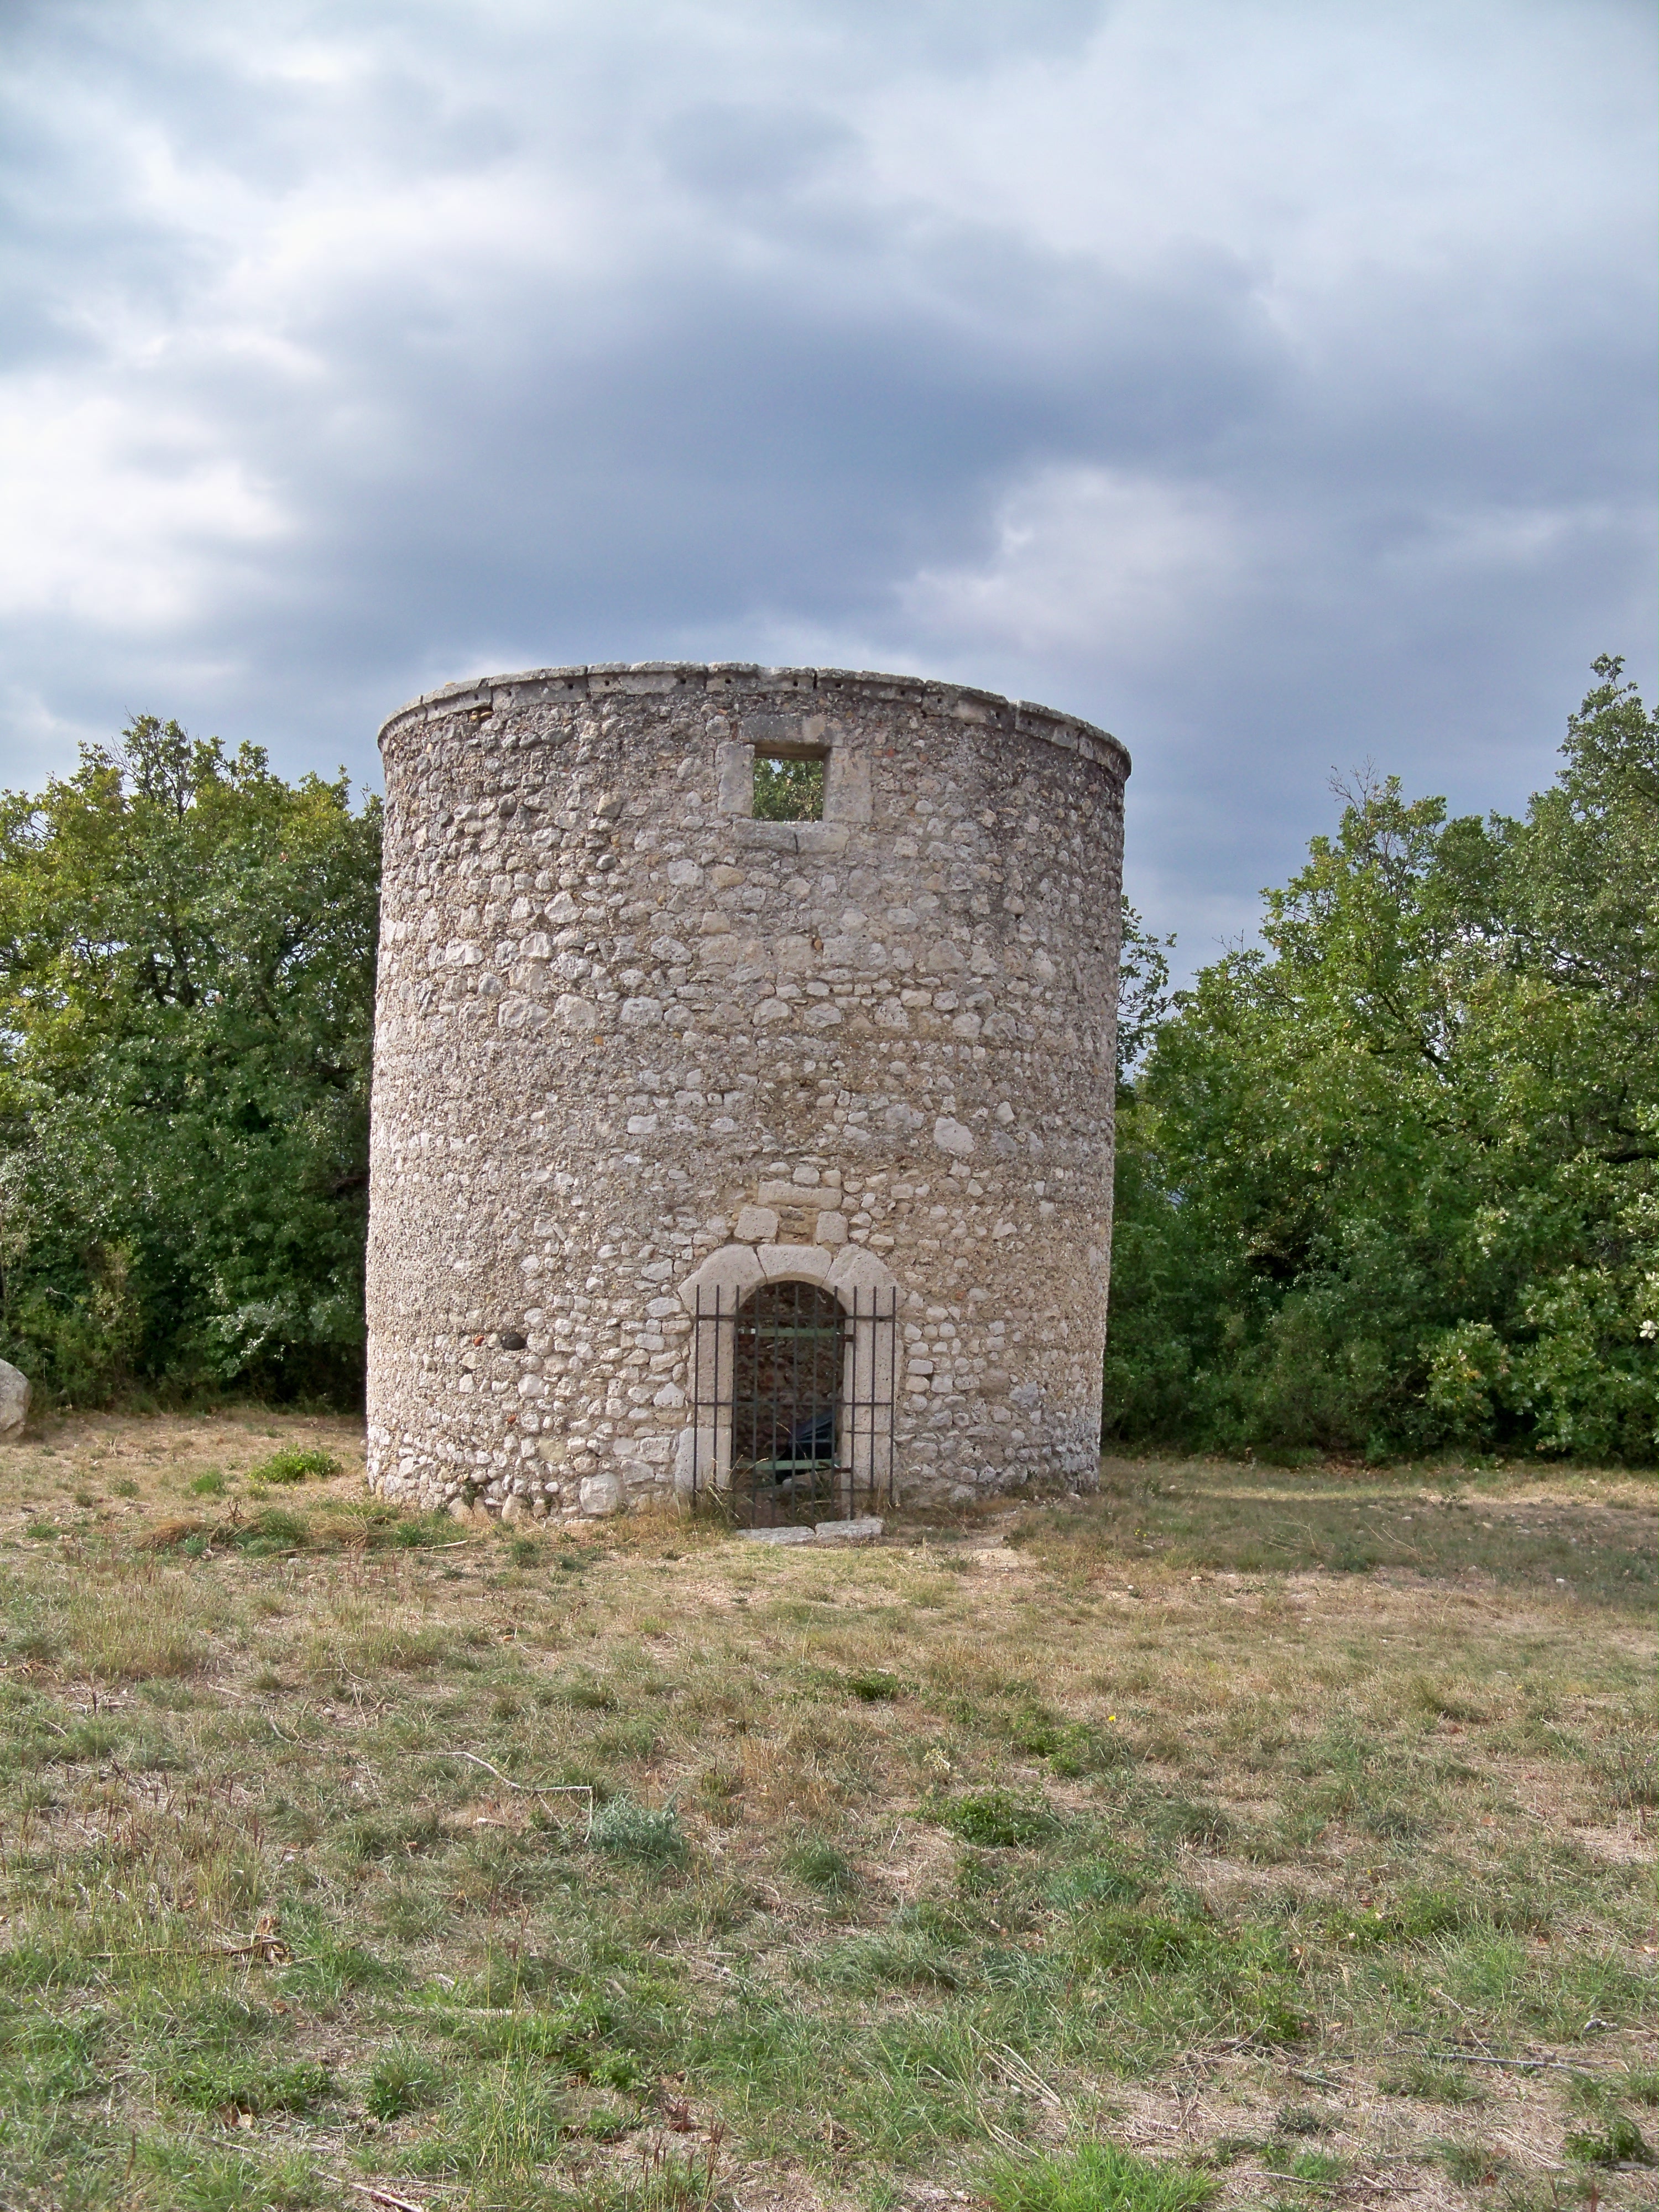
688,1279,897,1525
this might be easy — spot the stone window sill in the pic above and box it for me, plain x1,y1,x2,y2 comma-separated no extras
733,818,849,855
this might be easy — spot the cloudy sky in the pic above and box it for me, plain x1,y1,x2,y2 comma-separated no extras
3,0,1653,970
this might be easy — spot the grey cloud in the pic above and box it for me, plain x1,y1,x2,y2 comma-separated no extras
0,0,1651,983
654,105,862,200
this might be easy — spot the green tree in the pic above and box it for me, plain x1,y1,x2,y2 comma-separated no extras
1115,896,1176,1090
0,718,380,1404
1104,661,1657,1462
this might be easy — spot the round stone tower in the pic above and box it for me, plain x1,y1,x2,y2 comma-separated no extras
366,664,1129,1522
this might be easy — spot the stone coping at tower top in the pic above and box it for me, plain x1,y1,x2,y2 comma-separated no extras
377,662,1131,781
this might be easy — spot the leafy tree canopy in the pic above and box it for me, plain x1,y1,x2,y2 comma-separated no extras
1106,659,1657,1463
0,717,380,1404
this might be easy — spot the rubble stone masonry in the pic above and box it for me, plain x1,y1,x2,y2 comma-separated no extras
366,664,1129,1521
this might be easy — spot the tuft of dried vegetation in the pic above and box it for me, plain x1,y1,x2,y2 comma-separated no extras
0,1417,1651,2211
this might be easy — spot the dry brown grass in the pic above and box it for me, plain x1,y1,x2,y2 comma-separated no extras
0,1416,1651,2212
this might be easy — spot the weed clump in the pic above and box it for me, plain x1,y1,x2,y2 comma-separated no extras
1275,2106,1333,2138
249,1446,338,1484
237,1506,308,1555
279,1916,394,2006
846,1669,902,1701
1271,2149,1347,2185
1006,1707,1130,1775
1152,1797,1235,1848
1066,1911,1306,2042
590,1797,687,1867
366,2041,446,2120
1045,1860,1147,1910
1379,2056,1485,2104
135,1517,208,1552
1434,2140,1505,2188
1565,2116,1655,2168
931,1790,1058,1849
1082,1912,1219,1974
399,2057,565,2181
138,1500,453,1557
1605,1741,1657,1809
559,1671,618,1710
785,1835,856,1895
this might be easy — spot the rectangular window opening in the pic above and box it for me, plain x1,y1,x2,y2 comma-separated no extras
752,747,827,822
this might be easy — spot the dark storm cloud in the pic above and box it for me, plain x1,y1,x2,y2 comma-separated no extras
274,234,1279,644
0,0,1652,971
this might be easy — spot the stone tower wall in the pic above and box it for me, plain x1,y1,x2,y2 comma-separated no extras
365,664,1129,1521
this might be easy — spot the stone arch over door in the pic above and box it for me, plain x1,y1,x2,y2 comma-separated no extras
675,1243,900,1507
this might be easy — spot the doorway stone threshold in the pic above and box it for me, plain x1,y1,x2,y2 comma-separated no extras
740,1516,885,1547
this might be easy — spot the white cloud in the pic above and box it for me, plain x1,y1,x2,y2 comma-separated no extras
0,382,288,629
855,0,1651,309
898,465,1239,661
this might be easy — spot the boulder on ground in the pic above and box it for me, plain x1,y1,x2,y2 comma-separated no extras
0,1359,28,1438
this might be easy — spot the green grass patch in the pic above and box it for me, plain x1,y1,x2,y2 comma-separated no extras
982,2143,1219,2212
364,2038,446,2119
163,2054,333,2116
785,1834,857,1895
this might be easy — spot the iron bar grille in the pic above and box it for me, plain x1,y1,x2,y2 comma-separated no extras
689,1279,898,1526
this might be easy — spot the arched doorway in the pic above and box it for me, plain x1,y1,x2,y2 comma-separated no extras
677,1244,899,1525
729,1279,845,1524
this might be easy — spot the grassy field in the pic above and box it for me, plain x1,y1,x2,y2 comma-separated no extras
0,1412,1652,2212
